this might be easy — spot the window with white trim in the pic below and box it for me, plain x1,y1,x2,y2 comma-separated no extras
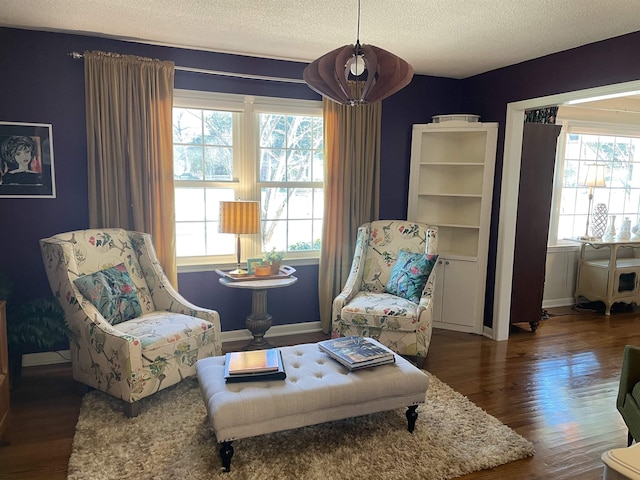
173,90,324,266
549,121,640,244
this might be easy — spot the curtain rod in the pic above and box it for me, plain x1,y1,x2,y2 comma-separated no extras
68,51,306,84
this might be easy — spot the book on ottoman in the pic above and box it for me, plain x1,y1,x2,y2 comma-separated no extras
224,348,286,382
318,336,395,371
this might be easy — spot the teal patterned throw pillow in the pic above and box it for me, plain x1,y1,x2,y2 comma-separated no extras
74,263,142,325
385,250,439,304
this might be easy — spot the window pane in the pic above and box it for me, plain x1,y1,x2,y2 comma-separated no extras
580,135,599,161
262,219,287,251
176,188,235,256
173,108,202,143
174,108,234,181
207,221,235,254
313,151,324,182
287,116,312,149
288,219,312,249
175,188,205,221
260,114,286,148
174,97,323,259
554,131,640,241
287,150,311,182
176,222,206,256
205,188,235,221
261,187,287,219
174,145,203,179
313,188,324,218
290,188,312,219
563,160,579,187
204,146,233,180
260,149,286,181
203,111,232,145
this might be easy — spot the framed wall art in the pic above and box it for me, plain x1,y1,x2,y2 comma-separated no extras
247,258,264,274
0,121,56,198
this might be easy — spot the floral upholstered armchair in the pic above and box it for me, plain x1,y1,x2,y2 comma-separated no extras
40,229,222,417
332,220,438,367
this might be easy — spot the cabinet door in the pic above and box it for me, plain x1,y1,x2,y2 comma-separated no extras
434,258,479,332
510,123,561,325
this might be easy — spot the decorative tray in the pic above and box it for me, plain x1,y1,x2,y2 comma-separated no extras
215,265,296,281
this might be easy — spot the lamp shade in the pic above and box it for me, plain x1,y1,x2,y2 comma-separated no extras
581,164,607,188
219,201,261,234
303,43,414,105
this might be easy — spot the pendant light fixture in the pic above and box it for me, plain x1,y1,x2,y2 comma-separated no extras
303,0,414,105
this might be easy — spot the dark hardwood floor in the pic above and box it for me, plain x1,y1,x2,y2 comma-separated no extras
1,307,639,479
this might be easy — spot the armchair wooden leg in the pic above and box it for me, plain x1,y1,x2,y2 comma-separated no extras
124,401,140,418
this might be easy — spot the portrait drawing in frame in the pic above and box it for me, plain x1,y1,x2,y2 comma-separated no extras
0,121,56,198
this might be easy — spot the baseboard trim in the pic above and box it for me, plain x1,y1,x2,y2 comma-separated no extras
482,325,495,339
542,298,575,309
22,350,72,367
21,321,325,367
220,321,323,343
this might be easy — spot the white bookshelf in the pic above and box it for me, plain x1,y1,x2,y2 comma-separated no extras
408,121,497,333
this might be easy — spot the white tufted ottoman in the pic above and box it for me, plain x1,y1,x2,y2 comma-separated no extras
196,339,430,472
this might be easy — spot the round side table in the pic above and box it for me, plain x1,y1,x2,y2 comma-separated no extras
218,276,298,350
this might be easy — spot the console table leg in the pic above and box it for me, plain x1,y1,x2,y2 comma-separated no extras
220,441,234,472
406,405,418,433
246,289,273,350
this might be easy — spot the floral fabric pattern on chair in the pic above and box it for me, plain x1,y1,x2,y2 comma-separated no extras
40,229,222,417
332,221,438,366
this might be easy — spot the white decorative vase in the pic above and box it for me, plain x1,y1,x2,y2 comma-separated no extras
603,215,617,242
591,203,608,238
618,217,632,241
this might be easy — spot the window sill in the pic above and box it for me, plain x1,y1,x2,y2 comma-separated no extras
178,257,319,274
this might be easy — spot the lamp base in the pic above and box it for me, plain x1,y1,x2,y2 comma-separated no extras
228,268,248,275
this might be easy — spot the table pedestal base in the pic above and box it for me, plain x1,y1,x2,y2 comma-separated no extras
245,289,272,350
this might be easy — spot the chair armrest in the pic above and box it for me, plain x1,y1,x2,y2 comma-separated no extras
618,345,640,410
131,232,220,319
418,267,436,310
332,225,370,320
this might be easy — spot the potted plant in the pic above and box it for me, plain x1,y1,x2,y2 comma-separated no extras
0,269,68,387
263,248,285,274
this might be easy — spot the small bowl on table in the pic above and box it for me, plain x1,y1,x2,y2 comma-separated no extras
254,265,271,276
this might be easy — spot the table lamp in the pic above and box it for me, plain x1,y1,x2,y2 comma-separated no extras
580,163,606,240
219,200,261,274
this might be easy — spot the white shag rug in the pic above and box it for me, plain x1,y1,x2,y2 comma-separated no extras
67,372,534,480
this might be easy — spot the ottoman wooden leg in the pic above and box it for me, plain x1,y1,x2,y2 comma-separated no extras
406,405,418,433
220,441,234,472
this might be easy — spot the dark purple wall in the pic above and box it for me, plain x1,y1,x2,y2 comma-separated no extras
0,27,459,332
460,30,640,326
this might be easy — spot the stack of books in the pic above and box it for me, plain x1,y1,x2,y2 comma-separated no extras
224,348,286,383
318,336,395,371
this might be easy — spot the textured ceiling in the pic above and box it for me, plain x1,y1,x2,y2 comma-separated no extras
3,0,640,78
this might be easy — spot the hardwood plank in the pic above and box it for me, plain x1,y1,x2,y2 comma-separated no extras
1,309,640,479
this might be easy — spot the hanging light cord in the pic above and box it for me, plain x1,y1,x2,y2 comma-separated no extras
356,0,361,44
353,0,363,105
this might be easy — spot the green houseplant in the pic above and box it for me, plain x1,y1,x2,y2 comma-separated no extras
0,269,68,386
263,248,285,274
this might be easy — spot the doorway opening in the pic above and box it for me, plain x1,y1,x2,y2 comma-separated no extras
493,79,640,341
